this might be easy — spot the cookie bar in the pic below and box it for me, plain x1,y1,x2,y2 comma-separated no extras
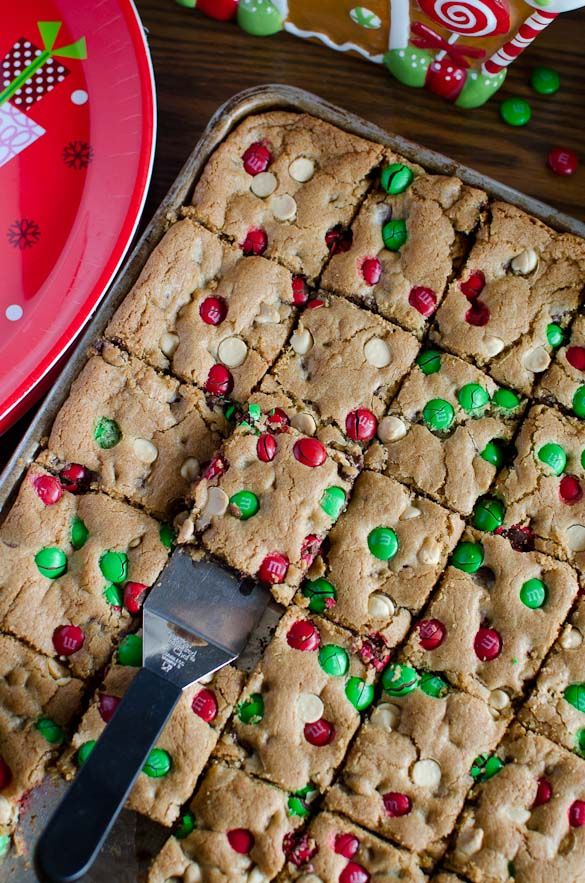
190,111,382,281
494,404,585,573
296,471,463,638
326,669,508,863
447,725,585,883
321,151,486,336
61,644,243,826
402,530,578,703
432,202,585,395
189,424,358,604
365,348,524,516
106,218,295,402
0,463,169,678
42,341,226,519
281,811,426,882
269,294,419,445
218,607,377,792
537,314,585,419
0,636,84,836
148,762,302,883
520,599,585,757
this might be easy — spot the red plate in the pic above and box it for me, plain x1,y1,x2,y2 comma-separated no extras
0,0,156,434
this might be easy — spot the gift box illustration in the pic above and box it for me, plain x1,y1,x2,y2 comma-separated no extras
0,21,86,168
183,0,585,107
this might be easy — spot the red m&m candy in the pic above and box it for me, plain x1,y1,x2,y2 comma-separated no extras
192,688,218,723
53,625,85,656
59,463,91,494
292,274,309,305
98,693,120,723
567,347,585,372
382,791,412,817
199,296,227,326
569,799,585,827
32,474,63,506
266,407,290,433
257,433,277,463
258,552,289,585
242,141,272,175
340,863,370,883
0,757,12,791
465,301,490,327
293,437,327,468
123,582,148,615
334,832,360,858
533,777,552,808
474,627,502,661
304,718,335,746
205,364,233,396
409,286,437,318
418,619,446,650
560,475,583,504
460,271,485,299
227,828,254,853
325,224,353,255
286,619,320,651
361,257,381,285
301,534,322,568
345,408,377,442
547,147,578,177
203,454,228,481
282,831,318,866
241,228,268,256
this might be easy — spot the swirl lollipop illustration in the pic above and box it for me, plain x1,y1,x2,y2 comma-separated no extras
417,0,511,38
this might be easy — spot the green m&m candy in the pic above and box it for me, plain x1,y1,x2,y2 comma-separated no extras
70,516,89,550
247,403,262,423
77,740,96,767
480,438,507,468
531,66,560,95
175,811,196,839
519,578,547,609
537,442,566,476
99,550,129,583
420,672,449,698
302,578,337,613
470,753,503,782
35,547,67,579
573,386,585,418
237,693,264,724
380,162,414,195
320,486,346,520
576,728,585,756
500,97,532,127
35,717,64,745
318,644,349,677
564,683,585,713
457,384,490,414
159,523,175,549
103,583,123,607
345,677,375,711
473,497,505,532
94,417,121,449
546,323,565,348
423,398,455,432
229,490,259,520
381,663,419,697
143,747,172,778
492,389,521,411
367,526,399,561
416,349,442,375
0,834,9,859
287,784,318,818
382,219,408,252
452,541,484,573
117,633,142,666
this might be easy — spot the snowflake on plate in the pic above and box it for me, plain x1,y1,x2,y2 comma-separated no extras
62,140,93,170
7,218,41,250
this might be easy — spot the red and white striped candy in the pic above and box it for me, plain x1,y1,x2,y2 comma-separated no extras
484,10,558,75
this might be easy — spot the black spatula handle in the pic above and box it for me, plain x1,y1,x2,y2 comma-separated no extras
35,667,182,883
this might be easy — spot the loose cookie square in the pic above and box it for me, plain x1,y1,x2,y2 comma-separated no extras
190,111,382,281
0,463,169,679
537,313,585,419
432,202,585,395
296,471,463,638
321,151,486,336
43,341,226,519
107,218,296,402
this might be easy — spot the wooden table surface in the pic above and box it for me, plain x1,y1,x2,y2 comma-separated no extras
2,0,585,461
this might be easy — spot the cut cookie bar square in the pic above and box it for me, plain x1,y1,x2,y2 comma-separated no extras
402,530,578,703
520,599,585,758
0,463,169,679
106,218,295,402
326,668,508,864
0,636,84,836
537,314,585,419
296,471,463,638
148,762,302,883
189,424,358,604
282,811,426,882
320,151,486,337
269,294,419,446
190,111,382,281
494,404,585,573
432,202,585,395
365,348,524,516
42,341,226,519
217,607,378,793
447,725,585,883
60,641,243,826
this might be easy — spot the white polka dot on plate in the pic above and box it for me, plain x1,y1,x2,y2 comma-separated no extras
71,89,88,105
6,304,23,321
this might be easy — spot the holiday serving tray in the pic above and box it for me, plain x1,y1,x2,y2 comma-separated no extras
0,0,156,435
1,84,585,881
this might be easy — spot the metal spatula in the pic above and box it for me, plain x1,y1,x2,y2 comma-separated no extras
35,549,270,883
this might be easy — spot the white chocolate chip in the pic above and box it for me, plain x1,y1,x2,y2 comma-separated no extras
412,758,442,789
511,248,538,276
370,702,400,730
368,593,395,619
254,303,281,325
218,336,248,368
184,865,203,883
180,457,200,481
484,336,505,357
197,487,229,529
0,796,15,826
506,805,531,825
133,438,158,464
271,193,297,221
566,524,585,552
159,331,179,358
291,328,313,355
364,337,392,368
250,171,277,198
128,536,143,548
560,625,583,649
489,689,510,710
297,692,324,723
522,346,550,374
289,157,315,183
400,505,421,520
247,871,268,883
177,516,195,544
377,415,406,443
291,413,317,436
46,658,71,685
419,539,441,565
197,672,214,685
457,827,483,856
